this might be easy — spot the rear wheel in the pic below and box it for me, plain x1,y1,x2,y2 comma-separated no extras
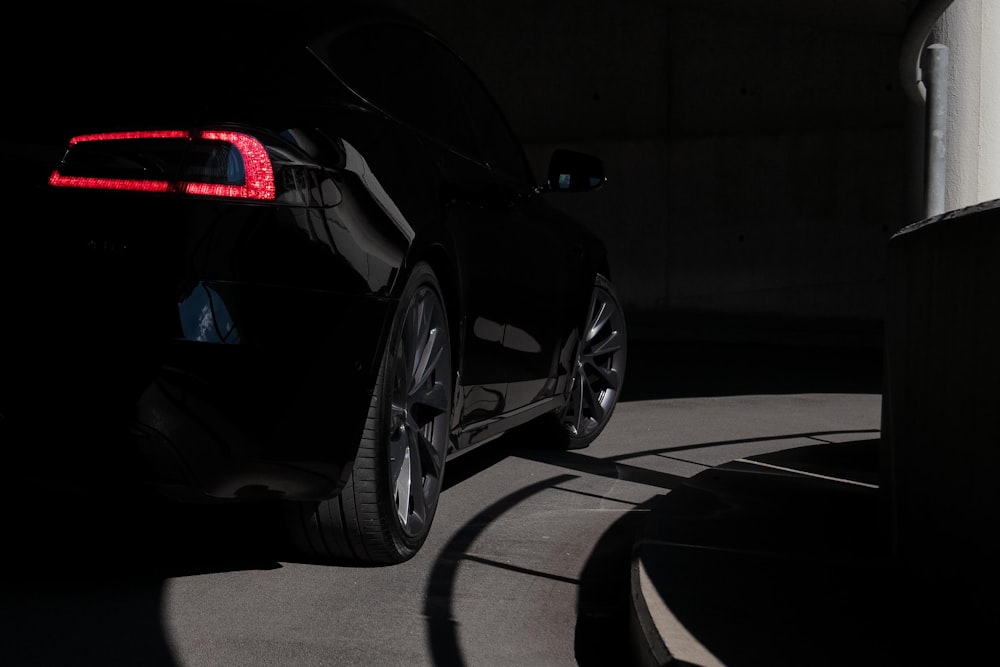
556,273,627,449
285,263,452,564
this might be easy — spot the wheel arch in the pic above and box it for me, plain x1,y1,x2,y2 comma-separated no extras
591,242,612,284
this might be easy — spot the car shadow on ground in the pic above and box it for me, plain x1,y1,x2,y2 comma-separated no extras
0,474,286,667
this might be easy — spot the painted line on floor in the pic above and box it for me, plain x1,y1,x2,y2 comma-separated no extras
735,458,879,489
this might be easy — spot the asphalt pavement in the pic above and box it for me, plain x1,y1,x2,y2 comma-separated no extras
3,326,994,666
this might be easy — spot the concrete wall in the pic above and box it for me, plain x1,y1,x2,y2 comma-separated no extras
381,0,911,341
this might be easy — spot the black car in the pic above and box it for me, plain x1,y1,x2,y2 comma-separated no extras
1,3,626,564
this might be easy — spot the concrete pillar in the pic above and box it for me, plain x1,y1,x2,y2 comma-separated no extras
938,0,1000,209
886,0,1000,603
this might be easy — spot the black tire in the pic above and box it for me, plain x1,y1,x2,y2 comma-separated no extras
554,273,627,450
284,262,453,564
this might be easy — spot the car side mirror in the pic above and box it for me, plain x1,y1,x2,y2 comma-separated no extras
544,149,606,192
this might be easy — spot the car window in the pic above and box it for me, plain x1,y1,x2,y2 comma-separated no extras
322,22,532,184
324,24,477,154
447,51,534,184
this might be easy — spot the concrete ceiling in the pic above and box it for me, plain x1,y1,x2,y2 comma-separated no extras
660,0,917,33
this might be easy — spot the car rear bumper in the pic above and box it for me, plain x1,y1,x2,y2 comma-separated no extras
1,280,394,502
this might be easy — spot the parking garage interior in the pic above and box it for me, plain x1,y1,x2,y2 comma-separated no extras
385,0,1000,601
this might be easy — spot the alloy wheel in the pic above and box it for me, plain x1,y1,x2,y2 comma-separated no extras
562,276,626,444
388,285,452,538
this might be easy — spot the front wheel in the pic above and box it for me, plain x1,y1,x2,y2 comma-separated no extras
556,273,627,449
284,262,453,564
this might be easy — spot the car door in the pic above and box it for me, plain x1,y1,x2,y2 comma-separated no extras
449,58,593,413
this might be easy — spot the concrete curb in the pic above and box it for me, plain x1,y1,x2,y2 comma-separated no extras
629,549,672,667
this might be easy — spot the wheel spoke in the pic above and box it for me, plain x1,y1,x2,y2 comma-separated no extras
588,328,624,358
410,320,438,388
410,331,444,393
400,313,420,385
567,354,615,437
411,379,449,416
580,373,603,424
586,300,611,341
408,454,428,527
393,443,412,524
403,295,446,390
388,405,408,481
395,423,430,530
582,359,620,392
570,366,587,434
415,418,444,479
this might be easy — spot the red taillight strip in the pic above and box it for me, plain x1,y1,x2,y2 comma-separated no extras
68,130,189,145
185,131,275,200
46,175,172,193
48,129,276,201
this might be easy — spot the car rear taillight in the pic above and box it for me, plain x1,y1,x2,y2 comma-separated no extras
48,129,276,201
